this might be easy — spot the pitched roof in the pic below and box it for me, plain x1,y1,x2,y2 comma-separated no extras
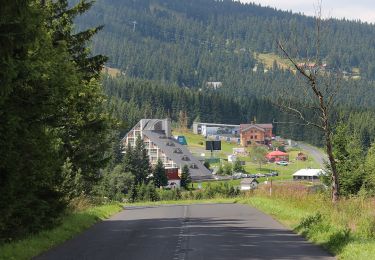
142,130,212,180
293,169,324,177
240,123,273,132
241,125,265,133
266,150,288,157
241,178,259,184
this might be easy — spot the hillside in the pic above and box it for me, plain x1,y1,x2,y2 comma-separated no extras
77,0,375,108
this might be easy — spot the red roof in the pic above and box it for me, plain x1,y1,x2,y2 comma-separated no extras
266,150,288,157
166,168,180,180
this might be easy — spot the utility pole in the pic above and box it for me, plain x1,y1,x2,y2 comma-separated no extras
132,21,137,32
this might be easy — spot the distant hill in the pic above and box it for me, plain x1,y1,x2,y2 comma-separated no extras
76,0,375,108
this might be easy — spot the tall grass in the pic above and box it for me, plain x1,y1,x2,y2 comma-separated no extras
239,183,375,259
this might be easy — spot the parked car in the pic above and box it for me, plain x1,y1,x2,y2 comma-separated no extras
255,173,266,178
232,172,242,179
276,161,289,166
265,172,279,177
270,171,279,176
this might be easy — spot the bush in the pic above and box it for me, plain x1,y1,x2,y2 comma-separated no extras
158,189,182,201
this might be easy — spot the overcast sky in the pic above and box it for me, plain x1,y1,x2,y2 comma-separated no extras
239,0,375,24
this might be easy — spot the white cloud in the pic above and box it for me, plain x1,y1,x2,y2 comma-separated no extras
239,0,375,23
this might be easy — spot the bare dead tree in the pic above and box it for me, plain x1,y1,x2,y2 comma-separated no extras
274,2,341,203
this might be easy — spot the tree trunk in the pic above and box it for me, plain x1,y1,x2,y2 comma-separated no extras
322,109,339,203
325,131,339,203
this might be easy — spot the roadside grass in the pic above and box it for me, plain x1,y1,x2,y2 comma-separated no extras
0,203,123,260
238,184,375,259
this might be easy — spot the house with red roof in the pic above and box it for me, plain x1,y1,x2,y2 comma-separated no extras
165,168,181,188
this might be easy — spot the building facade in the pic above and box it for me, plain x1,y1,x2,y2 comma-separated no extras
122,119,212,180
240,123,273,146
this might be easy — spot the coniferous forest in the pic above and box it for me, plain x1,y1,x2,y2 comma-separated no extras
77,0,375,148
2,0,375,245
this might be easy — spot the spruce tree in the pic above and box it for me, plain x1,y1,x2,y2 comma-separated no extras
45,0,112,193
123,143,135,174
180,165,192,189
153,159,168,188
134,136,151,184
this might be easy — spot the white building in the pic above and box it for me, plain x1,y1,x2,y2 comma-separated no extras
293,169,325,181
206,81,222,90
240,178,259,191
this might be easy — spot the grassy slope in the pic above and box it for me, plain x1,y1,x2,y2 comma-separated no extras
255,52,294,70
0,203,123,260
239,192,375,260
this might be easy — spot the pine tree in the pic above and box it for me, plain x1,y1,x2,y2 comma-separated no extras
332,124,365,196
123,143,135,174
45,0,112,193
153,159,168,188
180,165,192,189
134,136,151,184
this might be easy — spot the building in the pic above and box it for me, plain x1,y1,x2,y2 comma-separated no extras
122,119,212,180
240,178,259,191
240,123,273,146
192,122,240,136
296,152,308,161
165,168,180,188
293,169,324,181
206,81,222,90
266,150,289,162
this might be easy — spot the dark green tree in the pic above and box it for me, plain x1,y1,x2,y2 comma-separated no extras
45,0,112,194
153,159,168,188
134,137,151,184
363,142,375,194
332,124,365,196
180,165,192,189
123,143,135,174
0,0,112,241
233,160,245,173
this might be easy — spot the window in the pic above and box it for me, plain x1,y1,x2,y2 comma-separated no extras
174,148,182,154
255,135,257,139
190,163,198,169
250,135,253,139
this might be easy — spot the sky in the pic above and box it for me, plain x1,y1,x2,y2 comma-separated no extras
239,0,375,24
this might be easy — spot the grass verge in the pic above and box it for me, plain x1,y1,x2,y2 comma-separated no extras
0,203,123,260
237,185,375,259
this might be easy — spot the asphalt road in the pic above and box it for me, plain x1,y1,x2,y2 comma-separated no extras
35,203,334,260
